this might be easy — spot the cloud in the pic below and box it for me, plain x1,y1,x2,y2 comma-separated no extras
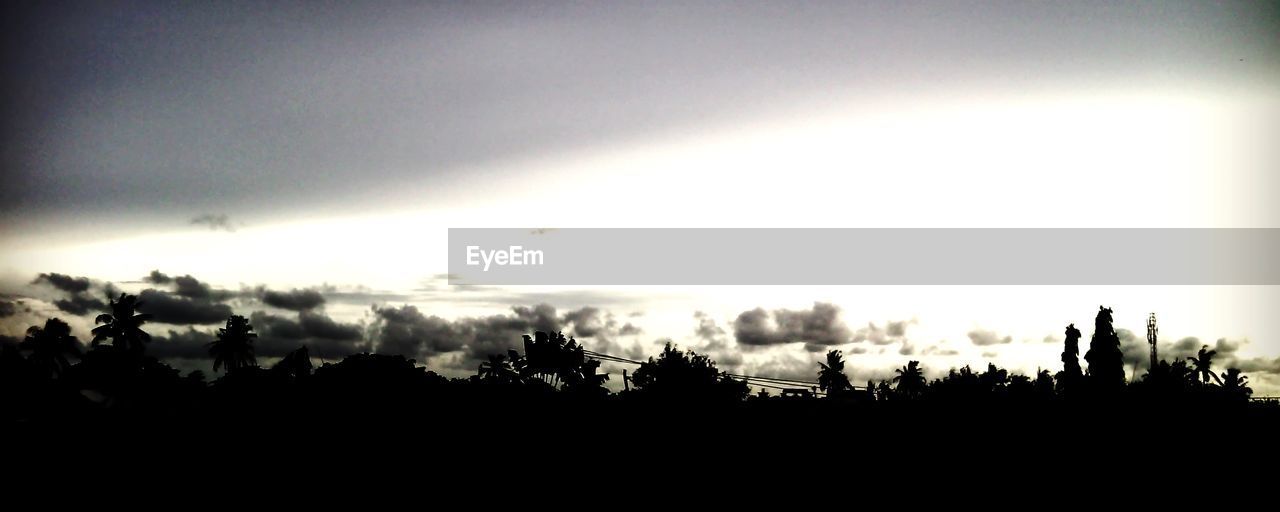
922,345,959,356
967,329,1013,346
563,306,607,338
850,319,915,345
733,302,851,347
31,273,108,315
148,328,217,360
144,271,236,301
261,288,326,311
0,301,15,318
52,295,107,316
369,303,563,368
1233,356,1280,374
1120,331,1253,373
137,289,233,325
370,304,467,359
144,270,172,285
692,311,740,368
250,311,371,358
190,213,236,232
33,273,92,294
619,322,642,336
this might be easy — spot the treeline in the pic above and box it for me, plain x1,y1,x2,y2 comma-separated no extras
0,294,1270,425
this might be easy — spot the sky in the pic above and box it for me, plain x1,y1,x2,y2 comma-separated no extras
2,1,1278,392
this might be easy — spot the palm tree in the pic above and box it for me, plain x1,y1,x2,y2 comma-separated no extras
478,353,515,383
1218,368,1252,398
1187,345,1220,385
20,318,81,379
90,293,153,354
208,315,257,373
817,350,852,396
893,360,926,398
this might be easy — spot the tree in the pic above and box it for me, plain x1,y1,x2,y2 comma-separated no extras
893,360,926,398
1218,368,1251,399
91,293,153,354
208,315,257,373
1084,306,1124,390
630,343,748,401
272,346,313,379
1187,345,1220,385
478,353,517,384
20,318,81,379
1059,323,1083,391
817,350,852,396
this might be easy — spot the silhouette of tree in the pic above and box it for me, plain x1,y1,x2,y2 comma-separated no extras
478,353,518,384
893,361,926,398
271,346,312,379
1059,323,1083,393
979,363,1009,393
1187,345,1221,385
208,315,258,373
1218,368,1251,399
817,350,852,397
90,293,153,354
1034,369,1055,398
630,343,747,401
521,331,592,388
1084,306,1124,391
20,318,81,379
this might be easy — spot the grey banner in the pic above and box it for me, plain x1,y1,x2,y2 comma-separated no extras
448,229,1280,285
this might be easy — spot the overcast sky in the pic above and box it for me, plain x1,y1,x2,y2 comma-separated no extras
1,1,1278,392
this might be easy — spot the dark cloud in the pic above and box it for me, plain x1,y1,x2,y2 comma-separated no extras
733,302,851,347
261,288,326,311
143,271,237,301
563,306,607,338
149,328,216,360
250,311,371,358
618,323,642,336
1233,356,1280,374
298,310,363,341
0,300,15,318
967,329,1013,346
137,289,233,325
52,296,107,316
32,273,108,315
144,270,172,285
370,304,467,359
463,304,561,365
190,213,236,232
32,273,92,294
368,303,563,367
